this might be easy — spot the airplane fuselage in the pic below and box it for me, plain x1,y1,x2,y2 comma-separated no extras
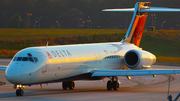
5,42,140,85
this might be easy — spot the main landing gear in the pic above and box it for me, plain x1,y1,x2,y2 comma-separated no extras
62,81,75,90
14,84,25,96
107,76,120,91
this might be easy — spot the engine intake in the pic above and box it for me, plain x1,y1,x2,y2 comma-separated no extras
124,50,156,69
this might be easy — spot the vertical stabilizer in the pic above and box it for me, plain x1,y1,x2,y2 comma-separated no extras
103,2,180,46
122,2,150,46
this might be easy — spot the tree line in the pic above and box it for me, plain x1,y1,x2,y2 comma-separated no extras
1,0,180,29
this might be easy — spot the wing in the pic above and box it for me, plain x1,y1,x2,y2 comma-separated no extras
0,66,7,71
92,69,180,77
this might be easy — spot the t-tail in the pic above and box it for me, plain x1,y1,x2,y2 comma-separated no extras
103,2,180,46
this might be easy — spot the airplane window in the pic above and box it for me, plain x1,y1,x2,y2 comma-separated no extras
27,53,32,56
17,57,22,61
34,57,38,63
29,57,34,62
13,57,17,61
22,57,28,61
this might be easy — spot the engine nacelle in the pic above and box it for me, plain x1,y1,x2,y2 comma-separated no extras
124,50,156,69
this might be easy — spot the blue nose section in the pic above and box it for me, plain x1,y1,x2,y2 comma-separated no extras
5,67,21,84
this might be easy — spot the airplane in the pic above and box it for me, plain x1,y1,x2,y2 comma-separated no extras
1,2,180,96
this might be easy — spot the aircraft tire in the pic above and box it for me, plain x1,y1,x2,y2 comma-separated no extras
112,81,119,90
16,89,20,96
68,81,75,90
62,82,68,90
19,89,24,96
107,80,113,90
16,89,24,96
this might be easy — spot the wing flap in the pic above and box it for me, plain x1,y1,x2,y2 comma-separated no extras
0,66,7,71
92,69,180,77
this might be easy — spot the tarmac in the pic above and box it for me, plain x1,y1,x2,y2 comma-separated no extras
0,59,180,101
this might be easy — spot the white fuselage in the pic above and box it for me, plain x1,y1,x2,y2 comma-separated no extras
5,42,140,85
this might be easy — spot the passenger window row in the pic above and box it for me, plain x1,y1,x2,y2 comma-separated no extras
13,57,39,63
104,55,120,59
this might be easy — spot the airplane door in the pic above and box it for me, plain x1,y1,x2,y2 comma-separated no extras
38,52,47,74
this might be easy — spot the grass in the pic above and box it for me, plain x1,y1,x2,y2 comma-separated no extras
0,28,180,63
0,28,127,41
140,30,180,58
157,57,180,63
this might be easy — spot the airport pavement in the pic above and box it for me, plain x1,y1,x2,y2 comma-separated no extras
0,59,180,101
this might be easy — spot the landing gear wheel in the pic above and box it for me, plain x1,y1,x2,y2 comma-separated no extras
16,89,20,96
19,89,24,96
16,88,24,96
62,81,75,90
62,82,68,90
107,80,113,90
112,81,119,90
68,81,75,90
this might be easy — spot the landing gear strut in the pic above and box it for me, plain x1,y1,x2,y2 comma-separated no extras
62,81,75,90
107,76,120,91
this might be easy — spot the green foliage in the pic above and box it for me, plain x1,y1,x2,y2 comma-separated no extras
140,30,180,57
6,14,26,28
58,8,84,29
1,0,180,29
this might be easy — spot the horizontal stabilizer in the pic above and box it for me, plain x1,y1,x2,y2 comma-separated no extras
92,69,180,77
102,8,134,12
140,7,180,12
103,7,180,12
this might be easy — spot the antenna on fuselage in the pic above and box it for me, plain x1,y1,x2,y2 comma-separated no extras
46,41,48,47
